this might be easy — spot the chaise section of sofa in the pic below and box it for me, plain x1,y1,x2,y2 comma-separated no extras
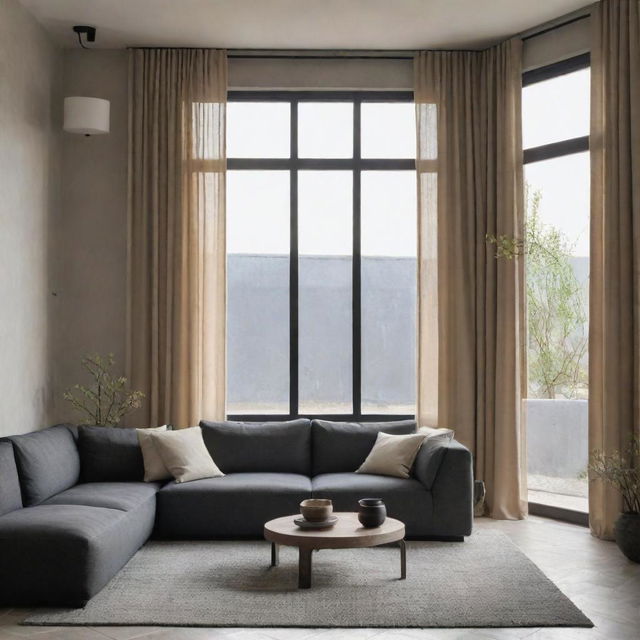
0,425,159,606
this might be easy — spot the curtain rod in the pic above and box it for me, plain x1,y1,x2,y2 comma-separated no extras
228,52,415,60
125,47,416,58
127,48,492,57
520,11,590,42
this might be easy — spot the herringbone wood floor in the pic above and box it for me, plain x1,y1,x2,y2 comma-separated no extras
1,516,638,640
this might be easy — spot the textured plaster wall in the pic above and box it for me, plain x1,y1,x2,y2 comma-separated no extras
0,0,61,435
48,50,129,423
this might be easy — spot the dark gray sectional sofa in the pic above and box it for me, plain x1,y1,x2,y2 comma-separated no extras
0,419,473,606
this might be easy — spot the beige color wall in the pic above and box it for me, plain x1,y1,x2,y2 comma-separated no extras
0,0,61,436
49,50,129,423
229,57,413,89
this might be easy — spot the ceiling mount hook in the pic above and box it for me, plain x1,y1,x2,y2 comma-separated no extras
73,25,96,49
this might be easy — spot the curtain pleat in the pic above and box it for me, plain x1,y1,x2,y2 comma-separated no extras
415,39,527,519
127,49,227,428
589,0,640,539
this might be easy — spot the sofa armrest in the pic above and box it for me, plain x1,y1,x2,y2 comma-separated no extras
413,436,456,490
424,439,474,536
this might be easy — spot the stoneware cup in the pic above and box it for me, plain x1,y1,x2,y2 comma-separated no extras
300,498,333,522
358,498,387,528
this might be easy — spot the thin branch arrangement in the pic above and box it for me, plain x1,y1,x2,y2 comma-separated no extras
63,353,144,427
590,437,640,514
487,186,588,399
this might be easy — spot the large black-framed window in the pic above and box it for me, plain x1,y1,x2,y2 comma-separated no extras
226,90,416,422
522,53,591,526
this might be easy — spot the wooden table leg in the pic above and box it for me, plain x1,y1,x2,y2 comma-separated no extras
271,542,279,567
399,539,406,579
298,547,313,589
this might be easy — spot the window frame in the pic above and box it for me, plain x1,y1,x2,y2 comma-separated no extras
522,53,590,526
226,90,416,422
522,53,590,163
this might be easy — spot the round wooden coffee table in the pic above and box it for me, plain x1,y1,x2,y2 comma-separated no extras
264,512,406,589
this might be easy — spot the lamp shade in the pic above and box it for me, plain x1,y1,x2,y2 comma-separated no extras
63,96,110,135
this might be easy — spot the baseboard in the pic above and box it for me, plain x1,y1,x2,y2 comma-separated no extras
407,535,465,542
529,501,589,527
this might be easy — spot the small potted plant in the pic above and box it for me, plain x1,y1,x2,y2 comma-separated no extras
64,353,144,426
589,436,640,562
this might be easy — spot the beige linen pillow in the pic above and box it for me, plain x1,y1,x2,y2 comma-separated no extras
148,426,224,483
137,425,171,482
356,432,427,479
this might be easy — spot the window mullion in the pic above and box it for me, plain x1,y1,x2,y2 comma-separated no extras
353,99,362,420
290,99,299,417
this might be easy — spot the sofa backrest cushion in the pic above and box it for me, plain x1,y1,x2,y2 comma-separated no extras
78,426,144,482
199,419,311,474
311,419,417,476
8,425,80,506
0,441,23,515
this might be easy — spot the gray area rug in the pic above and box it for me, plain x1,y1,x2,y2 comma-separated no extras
25,531,592,628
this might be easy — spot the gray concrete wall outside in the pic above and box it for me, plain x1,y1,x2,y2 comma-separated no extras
227,254,416,413
525,398,588,478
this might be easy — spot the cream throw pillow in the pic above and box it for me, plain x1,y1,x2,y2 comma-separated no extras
137,425,171,482
148,426,224,483
356,432,427,479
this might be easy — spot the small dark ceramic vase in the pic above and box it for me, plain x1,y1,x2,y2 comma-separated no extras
358,498,387,528
614,513,640,563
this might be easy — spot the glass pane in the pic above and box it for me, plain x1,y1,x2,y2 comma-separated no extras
361,172,417,414
525,152,590,257
227,102,290,158
361,103,416,159
226,171,289,414
298,102,353,158
298,171,352,414
522,68,590,149
524,152,589,513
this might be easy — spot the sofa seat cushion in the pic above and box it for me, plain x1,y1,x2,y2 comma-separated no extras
43,482,160,512
311,472,432,538
0,503,155,606
156,472,312,538
7,425,80,506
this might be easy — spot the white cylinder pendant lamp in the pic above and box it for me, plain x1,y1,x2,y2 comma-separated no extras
63,96,110,136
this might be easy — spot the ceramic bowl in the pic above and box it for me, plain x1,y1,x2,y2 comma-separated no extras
300,498,333,522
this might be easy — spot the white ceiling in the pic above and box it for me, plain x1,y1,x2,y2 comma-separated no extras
21,0,593,50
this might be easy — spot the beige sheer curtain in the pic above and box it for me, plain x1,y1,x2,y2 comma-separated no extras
589,0,640,539
415,39,527,519
127,49,227,429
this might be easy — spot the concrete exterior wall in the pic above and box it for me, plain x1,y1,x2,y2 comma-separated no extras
0,0,61,435
525,398,588,478
227,255,416,413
